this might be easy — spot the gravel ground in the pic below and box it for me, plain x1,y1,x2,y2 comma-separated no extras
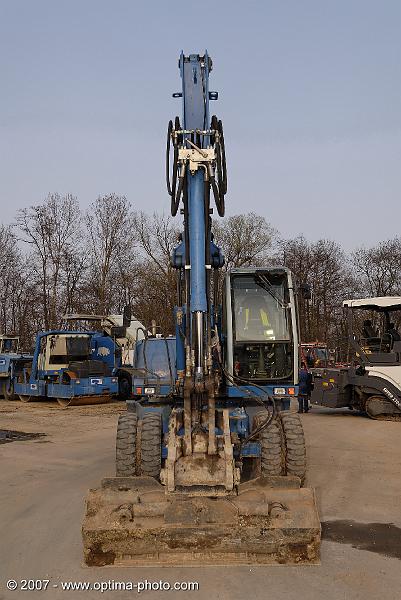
0,400,400,600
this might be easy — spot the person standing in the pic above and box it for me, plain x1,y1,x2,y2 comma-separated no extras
298,362,313,413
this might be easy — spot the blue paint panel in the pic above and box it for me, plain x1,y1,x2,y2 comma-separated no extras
179,53,210,317
14,380,46,397
229,407,249,436
0,353,33,378
181,54,208,132
91,334,118,371
47,378,118,399
227,385,299,399
240,442,261,457
0,356,11,375
134,385,174,399
188,171,207,313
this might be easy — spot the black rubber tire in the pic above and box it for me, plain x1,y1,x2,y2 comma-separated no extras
116,413,138,476
217,119,227,194
279,412,307,485
140,412,162,478
166,119,173,196
255,412,285,477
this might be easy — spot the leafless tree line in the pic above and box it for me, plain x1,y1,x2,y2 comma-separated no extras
1,192,400,355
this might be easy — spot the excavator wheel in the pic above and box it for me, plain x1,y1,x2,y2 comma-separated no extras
279,412,307,485
255,412,285,476
139,412,162,478
116,413,138,476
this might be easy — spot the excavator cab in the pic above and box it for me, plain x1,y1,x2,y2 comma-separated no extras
224,268,297,396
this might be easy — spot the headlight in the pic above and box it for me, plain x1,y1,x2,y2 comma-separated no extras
144,387,155,395
273,387,286,395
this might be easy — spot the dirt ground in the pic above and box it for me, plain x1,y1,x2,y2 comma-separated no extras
0,400,400,600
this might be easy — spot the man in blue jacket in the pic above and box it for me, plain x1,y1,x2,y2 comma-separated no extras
298,362,313,413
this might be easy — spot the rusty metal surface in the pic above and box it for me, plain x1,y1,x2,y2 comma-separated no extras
82,476,321,566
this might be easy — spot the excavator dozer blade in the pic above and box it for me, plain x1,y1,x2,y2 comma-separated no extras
82,476,320,566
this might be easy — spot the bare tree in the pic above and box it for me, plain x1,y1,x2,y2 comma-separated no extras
0,225,43,347
280,236,357,356
0,225,22,333
16,193,82,329
5,195,397,357
131,212,180,332
131,212,277,332
352,238,401,297
85,194,136,314
61,248,89,315
134,212,180,275
212,213,277,271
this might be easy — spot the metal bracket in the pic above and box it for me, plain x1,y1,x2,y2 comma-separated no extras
178,147,215,174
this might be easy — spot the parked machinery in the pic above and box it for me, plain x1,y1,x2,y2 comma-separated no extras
0,335,32,400
14,330,119,407
82,52,320,566
8,311,146,407
311,297,401,420
62,312,146,400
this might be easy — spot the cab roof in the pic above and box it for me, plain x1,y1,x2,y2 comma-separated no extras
343,297,401,311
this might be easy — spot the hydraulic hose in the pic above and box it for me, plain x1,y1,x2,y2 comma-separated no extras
209,168,224,217
166,119,173,196
210,115,227,216
167,117,181,216
173,168,185,215
218,119,227,195
218,360,277,446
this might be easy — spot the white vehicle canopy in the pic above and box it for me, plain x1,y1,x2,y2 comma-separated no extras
343,297,401,311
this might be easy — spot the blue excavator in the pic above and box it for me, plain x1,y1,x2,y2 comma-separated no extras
82,52,320,566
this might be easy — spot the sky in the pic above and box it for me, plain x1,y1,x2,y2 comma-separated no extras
0,0,400,249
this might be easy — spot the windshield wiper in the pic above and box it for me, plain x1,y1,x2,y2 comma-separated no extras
254,274,287,309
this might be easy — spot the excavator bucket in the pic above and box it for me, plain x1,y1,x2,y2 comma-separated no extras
82,475,320,566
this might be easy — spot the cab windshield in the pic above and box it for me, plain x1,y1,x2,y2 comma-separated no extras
232,276,291,342
231,273,293,382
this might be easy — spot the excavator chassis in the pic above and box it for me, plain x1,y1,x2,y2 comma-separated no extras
83,475,320,566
